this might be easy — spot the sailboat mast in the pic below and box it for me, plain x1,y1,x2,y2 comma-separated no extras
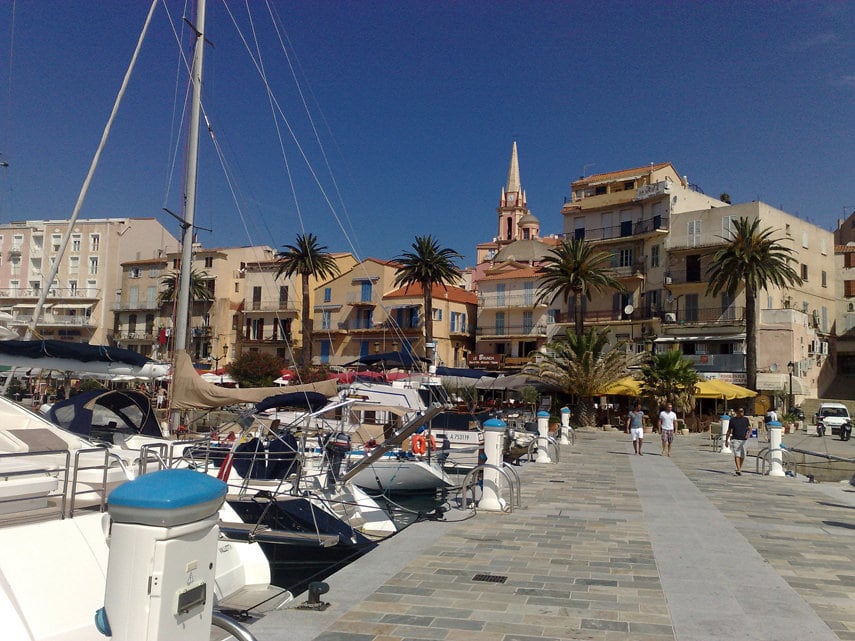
173,0,207,356
170,0,207,431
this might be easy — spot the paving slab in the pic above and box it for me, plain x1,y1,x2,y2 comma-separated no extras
246,430,855,641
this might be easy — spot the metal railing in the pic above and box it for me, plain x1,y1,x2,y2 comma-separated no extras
459,462,522,513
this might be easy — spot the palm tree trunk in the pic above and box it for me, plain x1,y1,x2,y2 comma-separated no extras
577,396,596,427
423,287,433,362
573,292,584,335
301,273,311,366
745,285,757,391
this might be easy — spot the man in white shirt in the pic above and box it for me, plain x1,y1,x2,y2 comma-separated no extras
658,402,678,457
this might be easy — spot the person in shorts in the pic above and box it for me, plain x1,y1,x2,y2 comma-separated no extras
658,402,677,457
625,402,645,455
725,406,752,475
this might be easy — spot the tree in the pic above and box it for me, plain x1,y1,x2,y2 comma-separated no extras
392,235,462,362
275,234,341,367
157,269,213,306
226,351,283,387
523,327,634,427
706,217,802,391
536,238,624,335
639,349,699,416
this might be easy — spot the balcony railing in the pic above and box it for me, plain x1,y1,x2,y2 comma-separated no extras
681,353,745,372
345,293,375,306
335,319,423,332
114,331,156,341
0,287,100,299
236,332,292,344
562,215,669,243
477,292,542,309
476,323,547,337
12,314,95,328
244,300,298,313
664,307,745,325
111,300,160,311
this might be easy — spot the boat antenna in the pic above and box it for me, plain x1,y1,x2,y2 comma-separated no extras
169,0,208,433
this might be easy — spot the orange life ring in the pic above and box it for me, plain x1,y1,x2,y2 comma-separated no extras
412,434,427,455
428,434,437,451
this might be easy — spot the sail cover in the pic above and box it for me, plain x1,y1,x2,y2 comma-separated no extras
0,339,151,366
169,351,337,410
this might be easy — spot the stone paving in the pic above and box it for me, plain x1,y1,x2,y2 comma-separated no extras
249,429,855,641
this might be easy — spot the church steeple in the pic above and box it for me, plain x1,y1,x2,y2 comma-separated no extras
496,141,538,242
506,140,521,194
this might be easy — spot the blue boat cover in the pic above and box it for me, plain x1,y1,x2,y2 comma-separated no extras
46,389,163,438
254,392,329,414
0,339,151,366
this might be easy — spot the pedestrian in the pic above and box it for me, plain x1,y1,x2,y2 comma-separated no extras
626,402,645,455
156,387,166,409
765,406,778,424
725,406,752,475
658,402,677,457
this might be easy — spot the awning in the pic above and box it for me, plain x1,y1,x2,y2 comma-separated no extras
655,334,745,343
387,304,419,309
755,372,809,394
12,303,39,309
51,303,93,310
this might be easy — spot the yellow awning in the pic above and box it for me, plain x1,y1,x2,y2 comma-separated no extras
600,376,642,396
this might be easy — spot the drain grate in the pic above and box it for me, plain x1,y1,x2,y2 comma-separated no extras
472,573,507,584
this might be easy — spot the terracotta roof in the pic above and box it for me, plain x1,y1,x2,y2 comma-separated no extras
384,283,477,305
835,245,855,253
572,162,673,187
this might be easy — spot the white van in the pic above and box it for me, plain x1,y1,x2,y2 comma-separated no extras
815,403,851,434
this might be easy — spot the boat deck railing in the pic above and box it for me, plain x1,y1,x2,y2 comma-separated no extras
0,445,126,523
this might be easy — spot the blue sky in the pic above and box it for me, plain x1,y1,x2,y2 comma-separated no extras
0,1,852,267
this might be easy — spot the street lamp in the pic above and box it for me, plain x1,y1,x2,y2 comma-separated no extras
787,361,794,415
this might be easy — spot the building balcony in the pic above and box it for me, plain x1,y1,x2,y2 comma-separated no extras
237,335,293,345
243,300,299,314
562,215,669,244
662,307,745,326
0,287,100,300
477,292,544,309
111,300,161,311
681,353,745,372
114,331,156,342
346,293,375,306
476,323,547,338
12,314,96,328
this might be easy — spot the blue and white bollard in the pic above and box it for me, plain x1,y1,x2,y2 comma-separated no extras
767,420,785,477
479,419,507,511
559,406,572,445
536,411,552,463
720,414,732,454
96,469,227,641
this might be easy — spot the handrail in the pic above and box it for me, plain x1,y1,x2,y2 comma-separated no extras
755,447,796,476
526,435,560,463
0,449,71,519
459,463,519,513
783,446,855,464
211,611,259,641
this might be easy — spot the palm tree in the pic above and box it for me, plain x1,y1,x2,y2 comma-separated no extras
706,217,802,391
276,233,341,366
639,349,699,417
393,235,462,362
536,238,624,335
523,327,635,427
157,269,213,306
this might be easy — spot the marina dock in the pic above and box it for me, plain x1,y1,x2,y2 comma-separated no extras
248,429,855,641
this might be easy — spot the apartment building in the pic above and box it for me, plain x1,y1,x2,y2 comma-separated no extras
0,218,178,344
313,258,476,368
235,252,356,364
112,245,275,365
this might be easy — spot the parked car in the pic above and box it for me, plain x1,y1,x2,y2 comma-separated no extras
814,403,851,435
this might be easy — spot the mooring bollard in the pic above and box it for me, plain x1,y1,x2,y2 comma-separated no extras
767,420,785,477
478,418,507,511
536,411,552,463
559,406,571,445
720,413,732,454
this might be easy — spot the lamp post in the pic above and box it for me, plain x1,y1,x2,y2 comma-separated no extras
787,361,794,415
221,345,229,384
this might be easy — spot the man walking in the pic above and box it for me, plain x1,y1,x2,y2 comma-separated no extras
626,402,645,455
725,406,752,475
658,402,677,457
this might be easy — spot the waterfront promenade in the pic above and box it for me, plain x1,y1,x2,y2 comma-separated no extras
249,429,855,641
